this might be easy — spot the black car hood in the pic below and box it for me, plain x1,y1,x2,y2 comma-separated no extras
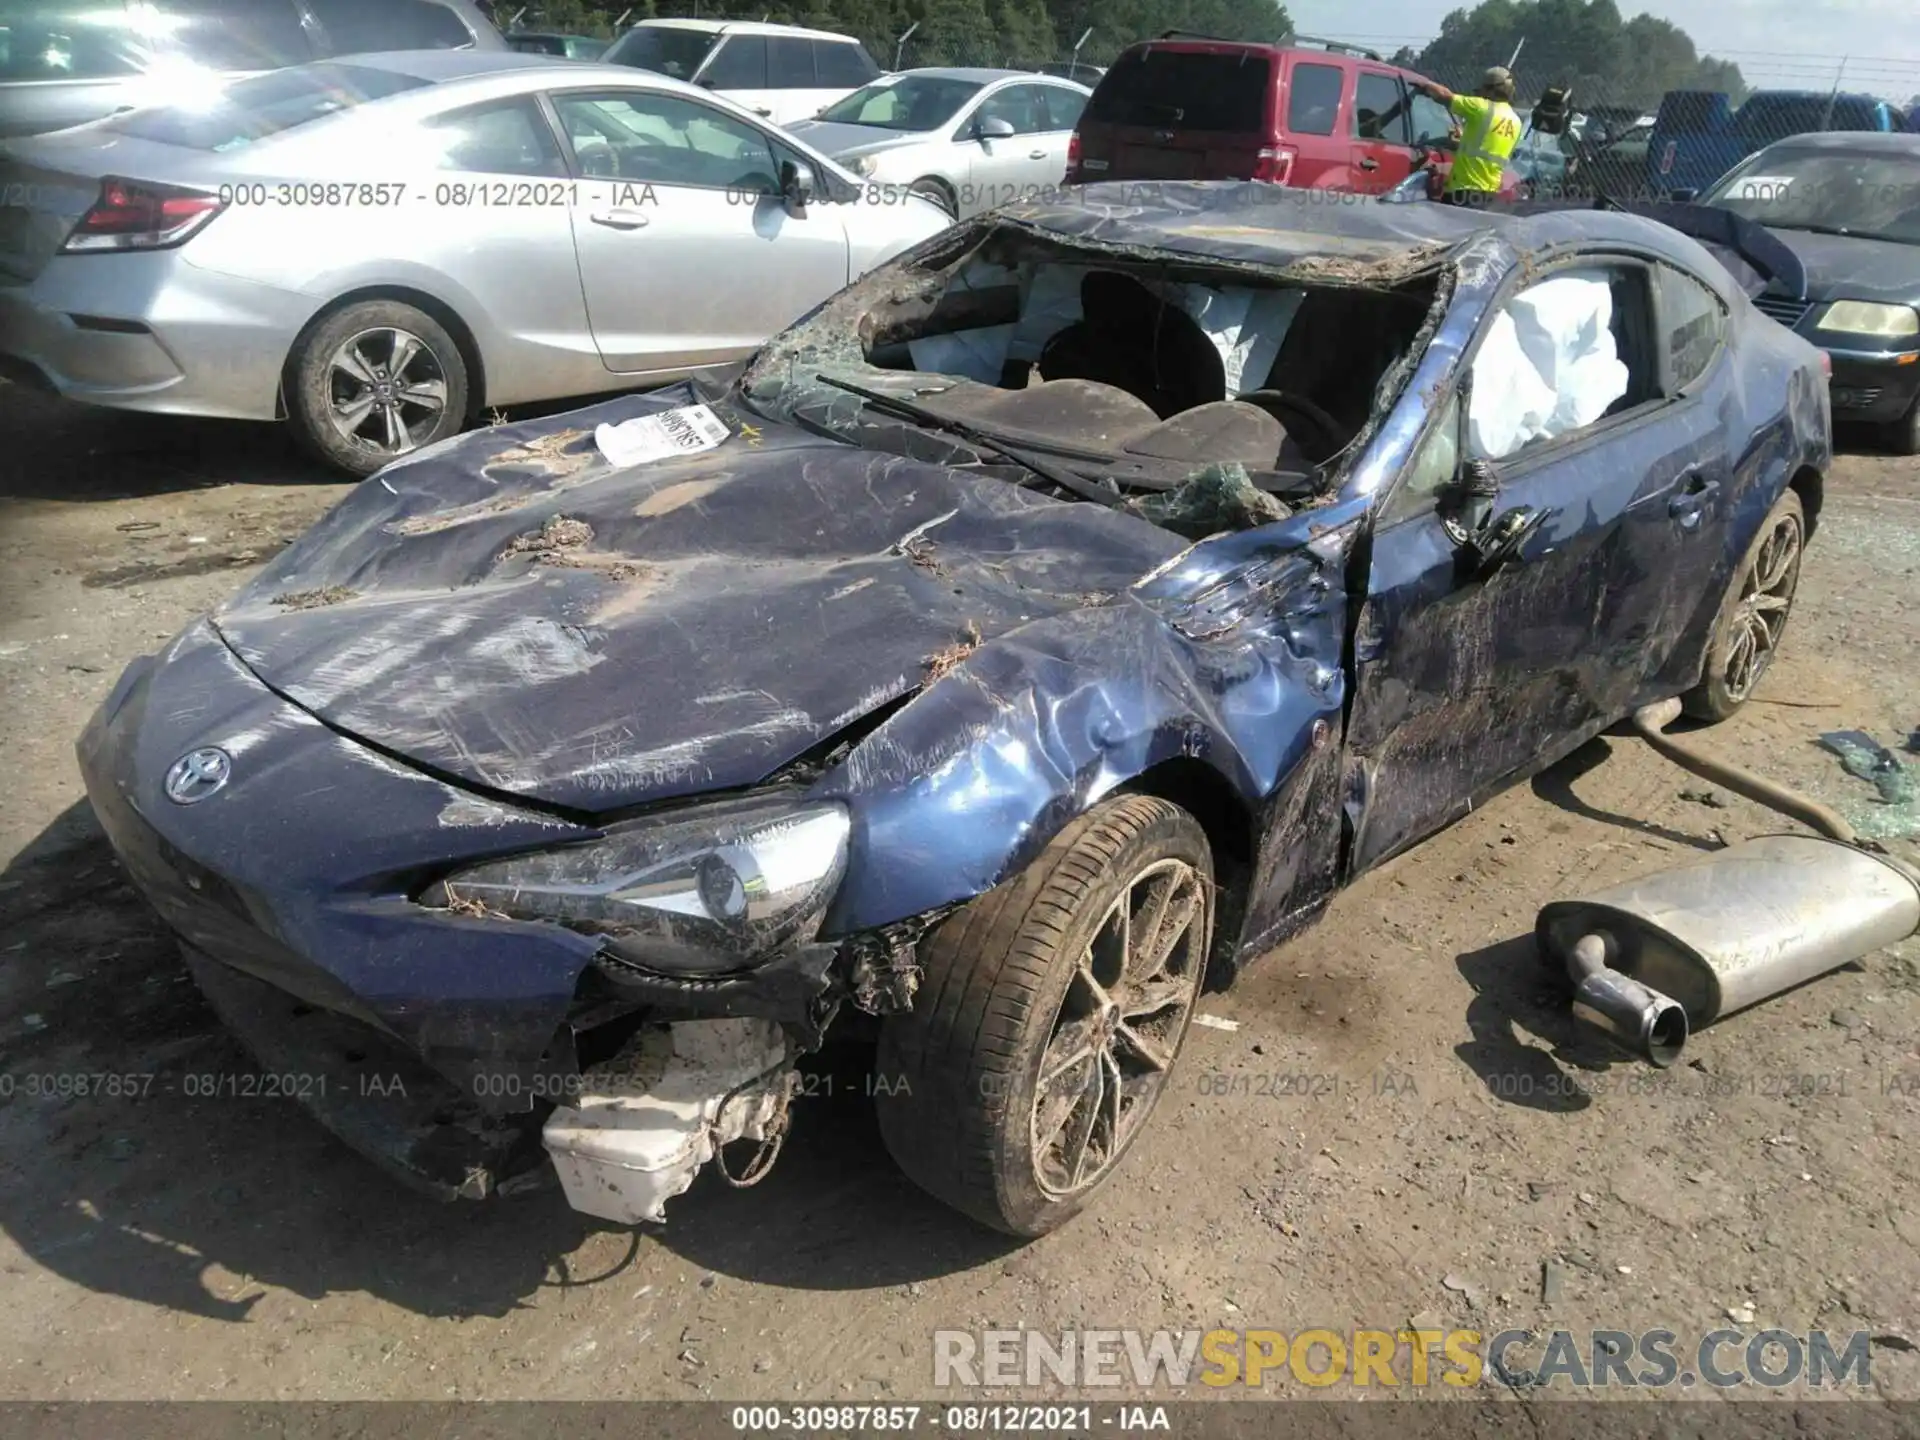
213,391,1184,814
1760,227,1920,305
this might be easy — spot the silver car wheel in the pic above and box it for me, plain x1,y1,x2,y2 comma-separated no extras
1721,508,1801,704
1029,856,1205,1200
326,327,450,455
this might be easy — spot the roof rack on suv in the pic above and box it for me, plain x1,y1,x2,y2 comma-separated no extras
1284,33,1386,62
1154,29,1239,42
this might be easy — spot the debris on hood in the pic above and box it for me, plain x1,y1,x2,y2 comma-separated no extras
271,585,358,611
594,403,732,468
1123,462,1292,540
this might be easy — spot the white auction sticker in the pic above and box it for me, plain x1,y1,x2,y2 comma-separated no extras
594,403,730,467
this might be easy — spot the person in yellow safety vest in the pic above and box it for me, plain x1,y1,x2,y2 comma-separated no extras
1413,66,1523,206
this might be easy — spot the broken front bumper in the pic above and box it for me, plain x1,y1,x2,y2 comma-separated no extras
73,622,842,1205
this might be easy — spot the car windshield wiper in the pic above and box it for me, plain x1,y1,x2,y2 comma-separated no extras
812,372,1126,508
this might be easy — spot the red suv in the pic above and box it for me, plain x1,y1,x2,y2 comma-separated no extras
1066,34,1485,195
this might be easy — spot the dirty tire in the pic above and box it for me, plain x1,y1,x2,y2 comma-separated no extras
875,795,1213,1237
1681,487,1804,723
1887,393,1920,457
287,299,470,480
908,177,958,218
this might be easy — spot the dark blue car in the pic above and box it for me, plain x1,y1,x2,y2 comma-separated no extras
77,186,1832,1237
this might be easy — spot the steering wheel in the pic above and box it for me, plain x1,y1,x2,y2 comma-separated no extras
1234,390,1351,465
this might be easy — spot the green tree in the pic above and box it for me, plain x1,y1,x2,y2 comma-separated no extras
1414,0,1744,110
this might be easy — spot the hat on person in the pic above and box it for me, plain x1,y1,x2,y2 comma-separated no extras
1482,65,1517,99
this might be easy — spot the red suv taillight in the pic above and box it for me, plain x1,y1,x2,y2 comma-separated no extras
62,177,226,254
1252,146,1295,184
1064,129,1083,183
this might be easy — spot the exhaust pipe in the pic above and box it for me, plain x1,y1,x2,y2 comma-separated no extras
1563,931,1688,1067
1537,702,1920,1065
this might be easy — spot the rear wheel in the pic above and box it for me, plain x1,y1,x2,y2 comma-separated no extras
1681,488,1804,723
288,299,469,479
874,795,1213,1237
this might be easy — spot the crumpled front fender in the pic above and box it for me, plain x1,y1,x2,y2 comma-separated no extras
816,497,1367,937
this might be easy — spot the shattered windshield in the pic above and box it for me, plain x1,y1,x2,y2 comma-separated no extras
742,223,1447,537
1707,148,1920,245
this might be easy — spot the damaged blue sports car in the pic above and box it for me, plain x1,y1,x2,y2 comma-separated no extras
78,186,1832,1237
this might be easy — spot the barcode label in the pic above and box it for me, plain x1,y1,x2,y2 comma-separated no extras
594,403,731,468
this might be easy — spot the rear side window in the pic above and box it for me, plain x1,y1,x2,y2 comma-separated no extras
104,62,429,149
1084,47,1272,132
306,0,473,55
1659,265,1727,391
702,33,767,88
766,35,813,88
813,39,876,88
160,0,312,71
1353,72,1408,143
1286,62,1342,137
1042,86,1086,131
423,96,564,176
0,0,145,80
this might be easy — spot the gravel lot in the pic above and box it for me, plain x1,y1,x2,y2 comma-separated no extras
1,380,1917,1404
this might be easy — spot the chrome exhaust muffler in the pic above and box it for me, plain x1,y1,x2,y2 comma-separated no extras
1537,701,1920,1065
1539,834,1920,1065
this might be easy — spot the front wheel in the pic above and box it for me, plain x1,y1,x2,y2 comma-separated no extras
907,177,958,218
874,795,1213,1237
287,299,470,479
1681,488,1804,722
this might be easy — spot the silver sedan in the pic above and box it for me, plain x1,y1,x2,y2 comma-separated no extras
0,51,949,476
786,68,1089,219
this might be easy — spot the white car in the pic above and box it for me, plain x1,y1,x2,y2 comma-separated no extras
0,52,949,476
600,19,881,125
787,69,1090,218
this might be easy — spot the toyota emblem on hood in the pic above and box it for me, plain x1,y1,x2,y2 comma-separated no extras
165,748,231,805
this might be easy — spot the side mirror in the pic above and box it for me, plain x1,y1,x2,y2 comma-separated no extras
1439,459,1555,574
975,116,1016,140
1669,187,1699,202
780,159,816,216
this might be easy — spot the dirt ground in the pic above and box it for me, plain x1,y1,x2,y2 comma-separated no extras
1,378,1917,1405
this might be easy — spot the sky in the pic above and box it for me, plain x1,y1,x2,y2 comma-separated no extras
1282,0,1920,97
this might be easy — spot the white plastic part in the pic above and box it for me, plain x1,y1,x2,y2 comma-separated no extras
542,1017,791,1225
1469,269,1631,460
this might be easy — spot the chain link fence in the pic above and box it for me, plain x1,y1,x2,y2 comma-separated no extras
511,5,1920,202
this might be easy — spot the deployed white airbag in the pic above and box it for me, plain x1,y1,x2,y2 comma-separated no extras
1469,270,1632,460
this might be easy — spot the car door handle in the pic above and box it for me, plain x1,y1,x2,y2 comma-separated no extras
1668,474,1721,527
589,208,651,230
1028,149,1047,159
1358,157,1380,170
753,107,773,117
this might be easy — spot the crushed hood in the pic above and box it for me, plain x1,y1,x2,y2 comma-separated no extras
213,389,1184,814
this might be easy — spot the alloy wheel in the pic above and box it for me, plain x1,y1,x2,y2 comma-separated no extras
1030,857,1206,1199
1722,510,1802,703
325,327,450,455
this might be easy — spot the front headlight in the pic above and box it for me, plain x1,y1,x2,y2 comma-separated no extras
847,154,879,177
1818,301,1920,339
428,797,851,975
